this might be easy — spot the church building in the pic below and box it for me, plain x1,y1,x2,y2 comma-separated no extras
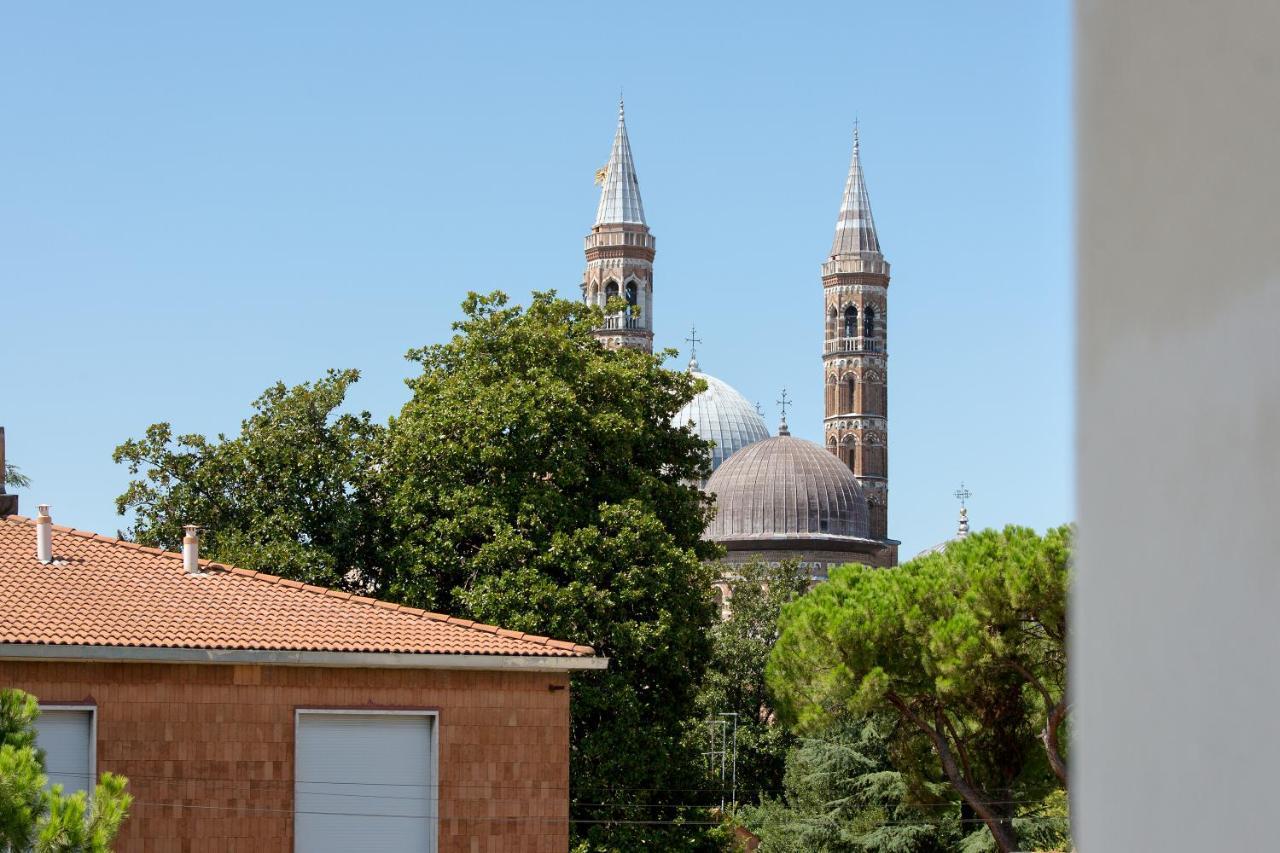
582,103,898,576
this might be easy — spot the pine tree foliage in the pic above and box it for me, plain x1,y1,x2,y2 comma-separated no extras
742,715,960,852
766,526,1073,853
0,689,131,853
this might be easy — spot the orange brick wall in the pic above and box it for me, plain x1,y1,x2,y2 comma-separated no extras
0,660,571,853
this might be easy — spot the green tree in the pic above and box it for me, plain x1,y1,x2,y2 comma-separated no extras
0,689,131,852
692,560,810,810
385,291,723,851
767,526,1072,853
113,369,389,590
742,714,960,853
4,463,30,490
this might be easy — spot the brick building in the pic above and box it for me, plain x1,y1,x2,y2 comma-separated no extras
0,509,605,853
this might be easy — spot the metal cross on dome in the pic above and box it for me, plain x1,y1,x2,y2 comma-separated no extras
954,482,972,508
685,325,702,370
777,389,791,419
685,325,702,359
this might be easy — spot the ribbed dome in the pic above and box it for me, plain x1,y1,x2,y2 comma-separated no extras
673,370,770,472
704,434,870,541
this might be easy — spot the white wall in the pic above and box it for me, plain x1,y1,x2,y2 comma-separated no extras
1075,1,1280,849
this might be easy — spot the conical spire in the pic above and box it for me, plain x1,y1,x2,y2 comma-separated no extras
830,124,880,257
594,98,647,226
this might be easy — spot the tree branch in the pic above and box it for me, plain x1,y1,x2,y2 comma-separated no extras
1006,658,1070,789
884,692,1020,852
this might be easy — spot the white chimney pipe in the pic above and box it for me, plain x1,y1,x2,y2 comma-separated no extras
35,504,52,564
182,525,200,574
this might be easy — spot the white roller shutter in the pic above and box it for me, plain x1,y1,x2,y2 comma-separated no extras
35,707,94,795
294,711,437,853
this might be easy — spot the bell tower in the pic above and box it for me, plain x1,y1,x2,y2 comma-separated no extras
582,99,655,352
822,126,893,548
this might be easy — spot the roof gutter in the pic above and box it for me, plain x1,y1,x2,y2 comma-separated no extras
0,643,609,672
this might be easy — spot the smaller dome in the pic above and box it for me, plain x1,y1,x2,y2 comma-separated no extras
673,370,770,472
704,433,870,541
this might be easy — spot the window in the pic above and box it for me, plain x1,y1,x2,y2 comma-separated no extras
604,280,619,302
295,710,439,853
847,375,857,410
843,305,858,337
863,305,876,338
826,307,837,338
625,281,637,306
35,706,95,796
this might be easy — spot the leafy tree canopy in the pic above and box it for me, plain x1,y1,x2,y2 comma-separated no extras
113,290,729,851
114,368,389,590
767,526,1072,853
0,689,131,853
691,560,811,811
385,291,723,850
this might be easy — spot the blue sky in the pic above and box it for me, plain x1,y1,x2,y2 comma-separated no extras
0,2,1071,558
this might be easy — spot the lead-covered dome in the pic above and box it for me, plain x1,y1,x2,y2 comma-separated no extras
673,368,770,472
704,428,871,541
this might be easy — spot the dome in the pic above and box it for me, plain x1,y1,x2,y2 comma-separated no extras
704,430,871,541
673,369,770,472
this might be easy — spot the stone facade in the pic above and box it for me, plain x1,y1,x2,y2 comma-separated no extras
1,660,571,853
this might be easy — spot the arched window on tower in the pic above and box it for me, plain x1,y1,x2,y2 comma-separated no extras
826,375,838,412
847,374,858,412
625,281,637,307
827,307,837,340
864,305,877,338
843,305,858,338
604,280,619,303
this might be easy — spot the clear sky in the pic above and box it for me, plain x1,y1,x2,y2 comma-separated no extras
0,2,1071,558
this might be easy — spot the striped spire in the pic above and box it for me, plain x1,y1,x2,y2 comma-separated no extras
594,98,647,226
830,124,881,257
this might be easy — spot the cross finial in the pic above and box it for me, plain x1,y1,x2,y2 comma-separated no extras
619,90,625,119
776,389,791,435
754,401,764,417
853,117,860,150
685,324,702,371
954,482,972,538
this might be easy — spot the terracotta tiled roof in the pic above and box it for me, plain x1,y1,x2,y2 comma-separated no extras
0,516,594,658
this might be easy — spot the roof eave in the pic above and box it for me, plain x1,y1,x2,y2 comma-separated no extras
0,643,609,672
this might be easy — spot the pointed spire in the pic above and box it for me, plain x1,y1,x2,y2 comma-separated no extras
595,97,647,226
830,123,881,258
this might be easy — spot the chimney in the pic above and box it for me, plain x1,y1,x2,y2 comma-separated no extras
182,525,200,574
0,427,17,517
35,504,52,564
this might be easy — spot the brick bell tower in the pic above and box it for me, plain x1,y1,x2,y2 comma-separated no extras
822,126,894,554
581,99,655,352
